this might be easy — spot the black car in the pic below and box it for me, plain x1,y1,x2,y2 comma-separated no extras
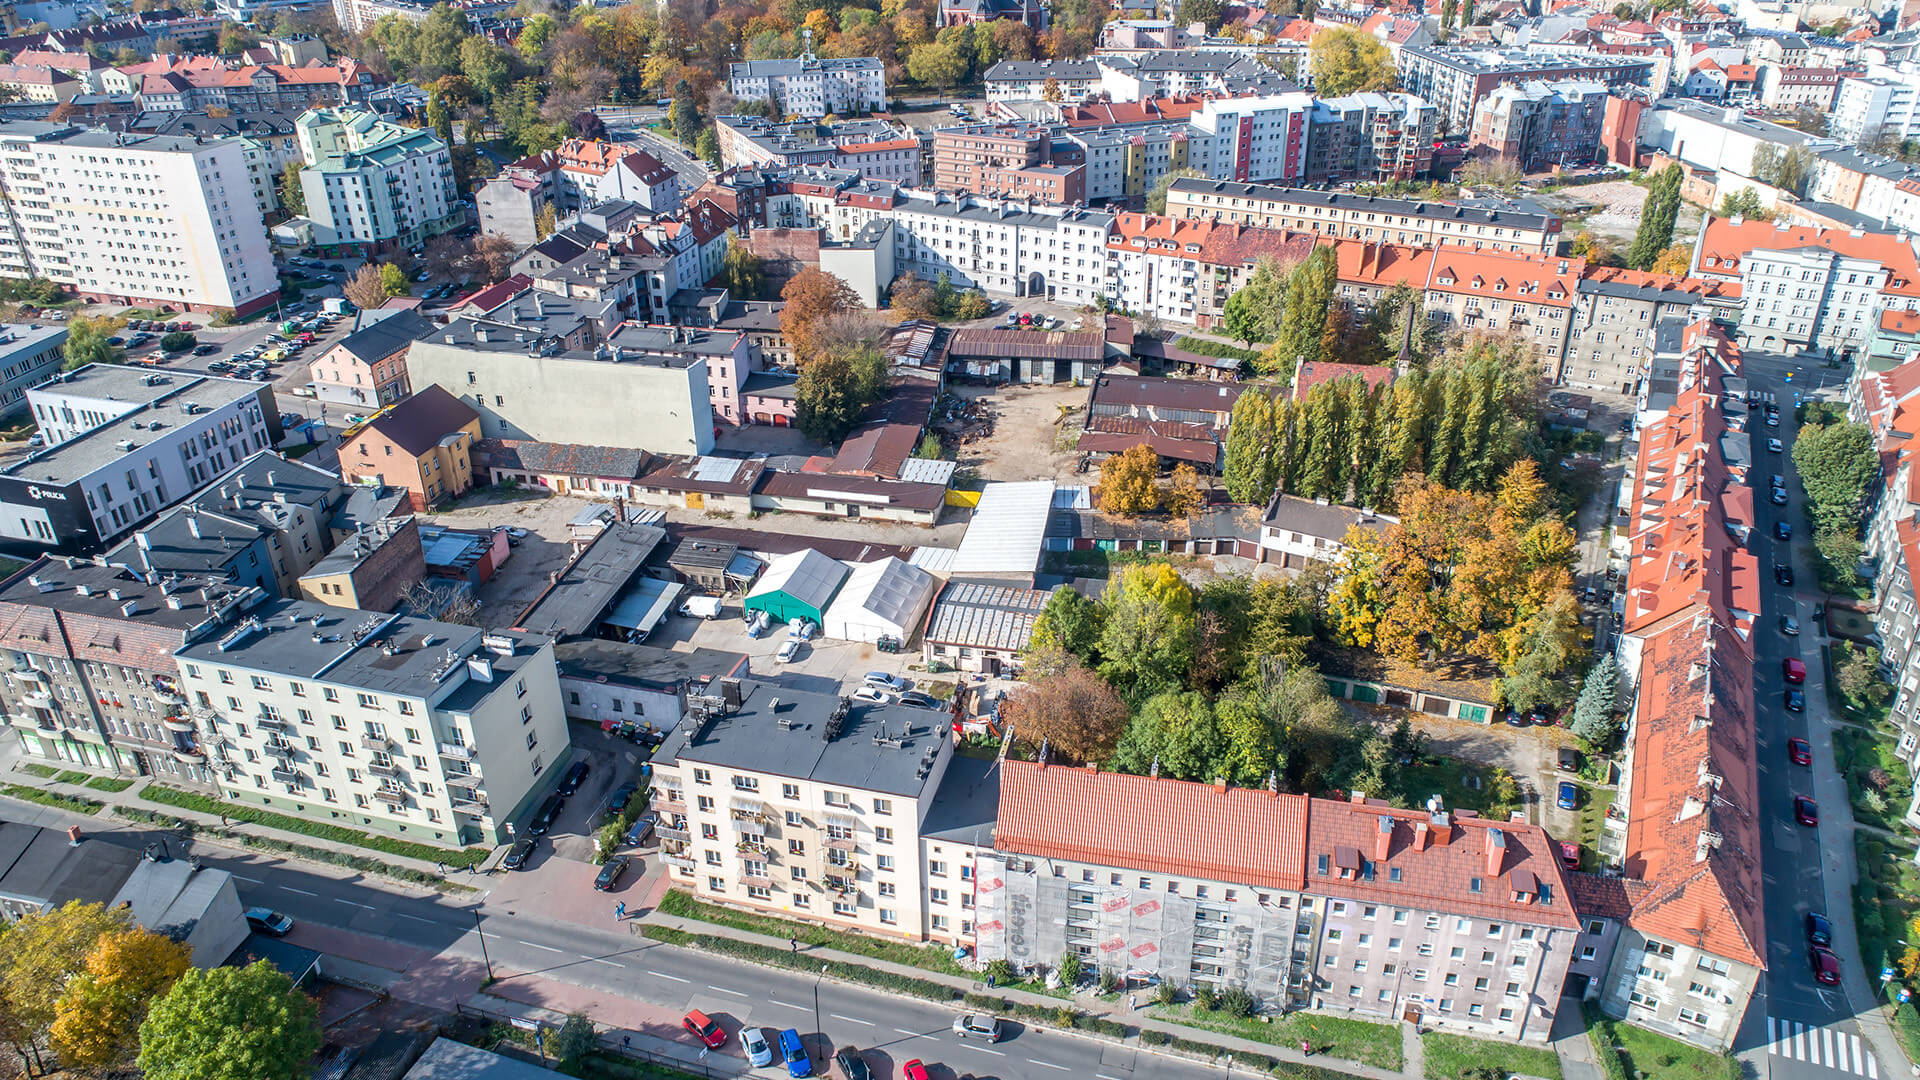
193,344,219,355
898,691,941,710
594,855,630,891
1775,564,1795,587
1775,520,1792,541
528,793,565,836
834,1050,874,1080
503,836,537,870
1503,708,1529,727
1785,687,1805,712
1807,911,1833,947
558,760,590,796
608,780,639,812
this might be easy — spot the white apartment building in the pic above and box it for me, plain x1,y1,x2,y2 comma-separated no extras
1832,74,1920,144
646,679,961,940
0,367,277,555
728,56,887,120
175,600,569,849
1184,92,1317,183
0,323,65,422
296,107,458,255
889,192,1115,304
983,59,1101,103
1164,177,1563,254
1690,217,1920,361
0,121,279,316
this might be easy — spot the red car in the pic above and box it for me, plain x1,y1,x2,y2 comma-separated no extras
1559,842,1580,870
682,1010,726,1049
1809,945,1841,986
1783,658,1807,684
1788,737,1812,766
901,1061,930,1080
1794,795,1819,827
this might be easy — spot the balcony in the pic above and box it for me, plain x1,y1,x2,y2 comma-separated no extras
255,716,290,733
437,742,473,761
162,714,195,734
270,765,299,784
654,789,686,813
171,745,203,763
263,741,297,759
825,836,857,852
372,787,408,807
657,823,690,841
367,761,404,779
662,852,697,870
360,733,391,751
450,793,489,815
741,872,775,889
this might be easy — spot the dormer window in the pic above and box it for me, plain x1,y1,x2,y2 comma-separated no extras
1334,845,1361,879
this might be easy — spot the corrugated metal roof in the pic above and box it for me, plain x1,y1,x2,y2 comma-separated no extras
952,481,1055,575
924,580,1054,650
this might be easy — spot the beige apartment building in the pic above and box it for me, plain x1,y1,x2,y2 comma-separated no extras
1164,177,1563,254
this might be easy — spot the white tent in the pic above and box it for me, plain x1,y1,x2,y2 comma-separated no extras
824,557,937,644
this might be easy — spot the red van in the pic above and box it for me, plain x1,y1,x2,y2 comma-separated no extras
1782,658,1807,684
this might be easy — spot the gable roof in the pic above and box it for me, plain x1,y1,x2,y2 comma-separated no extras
353,385,478,458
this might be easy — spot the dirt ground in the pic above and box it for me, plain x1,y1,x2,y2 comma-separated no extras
947,382,1090,483
1535,179,1707,247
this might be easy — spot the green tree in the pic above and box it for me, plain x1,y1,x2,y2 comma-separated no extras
1146,167,1205,214
1097,563,1196,703
906,40,968,90
1570,657,1617,747
1111,690,1224,781
1030,587,1105,660
1837,643,1893,712
159,331,196,353
1441,0,1457,26
62,315,120,370
0,901,133,1071
670,80,702,147
1222,257,1286,345
138,960,321,1080
1271,246,1336,377
794,343,887,441
1297,380,1351,501
1496,592,1585,712
378,261,411,298
516,12,558,60
1223,390,1277,504
551,1012,596,1069
1718,187,1770,220
414,3,472,77
721,235,765,300
1308,26,1395,97
1752,143,1814,197
50,927,192,1070
535,203,558,240
1176,0,1224,30
277,161,305,215
427,91,453,147
1627,164,1681,271
1793,420,1878,532
696,126,721,166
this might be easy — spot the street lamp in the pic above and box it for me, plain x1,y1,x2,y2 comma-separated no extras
813,963,828,1044
474,908,494,981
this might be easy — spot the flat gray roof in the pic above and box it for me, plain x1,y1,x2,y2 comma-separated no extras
512,524,667,639
658,679,952,798
1168,177,1560,228
0,555,251,631
921,752,999,846
7,372,265,485
554,640,748,691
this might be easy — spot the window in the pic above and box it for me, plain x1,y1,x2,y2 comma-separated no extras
782,783,800,800
873,798,892,814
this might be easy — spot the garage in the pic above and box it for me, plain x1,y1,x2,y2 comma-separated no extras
743,548,848,627
823,557,936,645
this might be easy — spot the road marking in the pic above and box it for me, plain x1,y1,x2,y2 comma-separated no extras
232,875,263,883
585,957,624,968
280,886,318,896
962,1046,1005,1056
395,912,437,924
516,940,564,953
769,999,807,1009
649,970,691,983
708,985,747,996
1027,1060,1070,1072
1825,1025,1837,1066
831,1014,874,1026
1098,1075,1127,1080
334,898,374,909
893,1028,936,1040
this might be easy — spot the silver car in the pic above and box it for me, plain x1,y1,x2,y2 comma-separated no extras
952,1014,1002,1042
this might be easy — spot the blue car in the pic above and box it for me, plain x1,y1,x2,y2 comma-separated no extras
1556,781,1579,810
778,1028,811,1078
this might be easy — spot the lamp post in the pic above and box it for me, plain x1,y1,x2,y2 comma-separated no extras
813,963,828,1044
474,908,494,980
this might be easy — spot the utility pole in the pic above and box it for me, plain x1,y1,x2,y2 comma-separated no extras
474,908,493,980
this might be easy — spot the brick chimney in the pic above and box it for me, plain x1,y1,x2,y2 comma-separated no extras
1429,810,1451,847
1374,816,1394,862
1485,827,1507,877
1414,821,1430,852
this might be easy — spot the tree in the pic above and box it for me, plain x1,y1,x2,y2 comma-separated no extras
472,234,517,281
1031,587,1105,660
1837,643,1893,712
1146,166,1205,214
62,315,119,370
907,40,967,90
277,161,306,216
458,36,510,102
1221,257,1286,345
1718,187,1771,220
1111,690,1225,781
1308,27,1395,97
1647,244,1691,276
696,126,721,166
517,11,559,59
794,343,887,441
780,267,862,364
1793,420,1878,533
1223,390,1276,504
217,20,258,54
159,331,196,353
670,81,702,147
1271,246,1337,377
1569,657,1618,747
1098,444,1162,515
50,927,193,1069
722,235,766,301
343,263,399,309
1752,143,1814,197
552,1012,596,1069
535,203,558,240
1177,0,1224,31
1166,464,1206,517
378,262,410,297
138,960,321,1080
0,901,133,1070
1004,661,1128,763
1042,75,1063,102
427,91,453,146
1097,563,1196,702
1627,164,1681,271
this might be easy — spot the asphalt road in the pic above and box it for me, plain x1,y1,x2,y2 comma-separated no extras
1739,364,1882,1080
0,797,1220,1080
607,124,711,187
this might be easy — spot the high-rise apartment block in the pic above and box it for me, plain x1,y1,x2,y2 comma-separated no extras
295,107,459,254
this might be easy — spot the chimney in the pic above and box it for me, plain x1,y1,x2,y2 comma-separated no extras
1429,810,1451,846
187,514,201,540
1373,816,1393,861
1485,827,1507,877
475,325,490,343
1414,820,1430,852
1213,775,1227,794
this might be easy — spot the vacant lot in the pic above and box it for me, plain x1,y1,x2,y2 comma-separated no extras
1537,180,1707,248
949,382,1090,483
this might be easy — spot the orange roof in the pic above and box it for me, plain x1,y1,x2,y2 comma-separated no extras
1059,95,1212,127
837,138,919,154
1275,17,1319,40
1580,265,1740,299
1883,309,1920,334
1294,361,1394,399
1724,63,1757,80
1696,216,1920,297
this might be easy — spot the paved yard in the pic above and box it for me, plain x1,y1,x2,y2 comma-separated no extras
1352,707,1578,828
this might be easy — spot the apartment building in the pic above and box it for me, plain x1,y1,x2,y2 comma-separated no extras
295,106,458,254
403,317,717,456
1564,267,1738,395
330,0,429,34
983,58,1102,102
176,598,568,848
1691,216,1920,362
339,386,481,511
0,121,279,315
1759,66,1841,111
310,309,431,409
1468,79,1610,172
477,139,681,247
1103,212,1314,329
0,556,265,787
1181,92,1316,184
1394,47,1656,133
890,192,1115,306
128,108,303,218
646,679,960,940
0,324,65,422
712,115,919,188
728,55,886,119
1305,92,1438,183
930,123,1086,204
1833,74,1920,144
0,367,278,556
1601,322,1764,1050
1164,178,1563,253
979,761,1579,1041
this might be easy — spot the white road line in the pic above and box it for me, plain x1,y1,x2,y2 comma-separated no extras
1870,1047,1881,1079
1826,1025,1838,1067
280,886,318,896
649,970,691,983
1026,1059,1070,1072
1768,1016,1778,1055
1791,1023,1805,1061
1097,1074,1127,1080
708,985,747,996
334,898,374,909
893,1028,936,1040
831,1014,874,1026
232,875,263,883
585,957,624,968
769,999,807,1009
517,941,563,953
962,1046,1005,1056
395,912,437,923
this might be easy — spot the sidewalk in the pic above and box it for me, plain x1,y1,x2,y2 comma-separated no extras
4,765,476,886
643,910,1423,1080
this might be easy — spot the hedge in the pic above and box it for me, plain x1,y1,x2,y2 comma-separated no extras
141,785,487,867
640,926,959,1002
2,784,102,815
1172,336,1263,362
1893,1003,1920,1068
111,807,474,892
657,889,967,975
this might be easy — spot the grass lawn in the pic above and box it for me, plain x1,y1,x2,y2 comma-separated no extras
1149,1003,1404,1072
1,784,102,815
141,785,487,867
54,770,89,785
1398,755,1520,819
1574,784,1616,863
1594,1010,1732,1080
85,776,134,792
1423,1032,1561,1080
16,763,57,779
656,889,968,976
1833,726,1913,833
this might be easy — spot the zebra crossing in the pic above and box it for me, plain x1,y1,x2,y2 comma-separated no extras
1768,1017,1879,1077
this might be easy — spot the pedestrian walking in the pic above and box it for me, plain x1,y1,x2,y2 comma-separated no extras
616,900,628,920
622,1036,631,1051
1128,993,1137,1010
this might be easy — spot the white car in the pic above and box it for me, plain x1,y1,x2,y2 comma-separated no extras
852,686,892,704
740,1026,773,1067
1767,438,1784,454
776,639,803,663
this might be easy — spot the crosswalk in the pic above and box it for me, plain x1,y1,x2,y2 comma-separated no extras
1768,1017,1879,1077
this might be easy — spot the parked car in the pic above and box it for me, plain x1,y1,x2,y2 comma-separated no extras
1558,746,1580,772
594,855,629,891
1785,688,1805,712
1559,842,1580,870
193,344,219,356
898,692,942,710
741,1027,774,1068
833,1050,873,1080
1783,657,1807,683
1775,564,1795,586
1767,438,1783,453
852,686,891,704
1527,705,1554,726
623,811,657,848
682,1011,726,1049
244,907,294,936
607,781,638,813
503,837,537,870
1807,911,1833,947
1794,794,1818,826
1775,521,1792,540
951,1014,1002,1042
558,760,590,795
864,671,906,692
1503,707,1528,727
778,1028,811,1078
528,794,564,836
1788,737,1812,766
900,1061,929,1080
1809,945,1841,985
776,639,803,663
1780,615,1800,636
1556,781,1579,810
1771,487,1789,505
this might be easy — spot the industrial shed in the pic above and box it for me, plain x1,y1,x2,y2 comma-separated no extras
824,557,937,644
743,548,848,626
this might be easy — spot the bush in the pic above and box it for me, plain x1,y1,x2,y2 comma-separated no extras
141,785,486,867
1057,949,1082,988
1156,979,1181,1006
1141,1029,1172,1046
1892,1002,1920,1068
159,331,196,353
1194,984,1219,1011
2,784,102,815
85,776,134,792
1098,967,1119,994
54,770,89,784
985,958,1016,985
1218,986,1256,1018
1172,336,1264,363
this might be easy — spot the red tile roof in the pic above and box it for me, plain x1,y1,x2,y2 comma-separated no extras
1696,216,1920,298
1293,361,1394,400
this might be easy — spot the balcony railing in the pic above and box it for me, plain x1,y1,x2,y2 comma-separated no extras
367,761,403,779
437,742,472,761
269,765,299,784
263,741,297,758
361,733,391,751
372,788,407,806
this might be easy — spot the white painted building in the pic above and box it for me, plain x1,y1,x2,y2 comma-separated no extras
889,192,1115,304
728,55,887,119
1833,74,1920,143
296,106,458,254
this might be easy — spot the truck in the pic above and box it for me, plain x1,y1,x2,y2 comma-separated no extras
678,595,722,619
